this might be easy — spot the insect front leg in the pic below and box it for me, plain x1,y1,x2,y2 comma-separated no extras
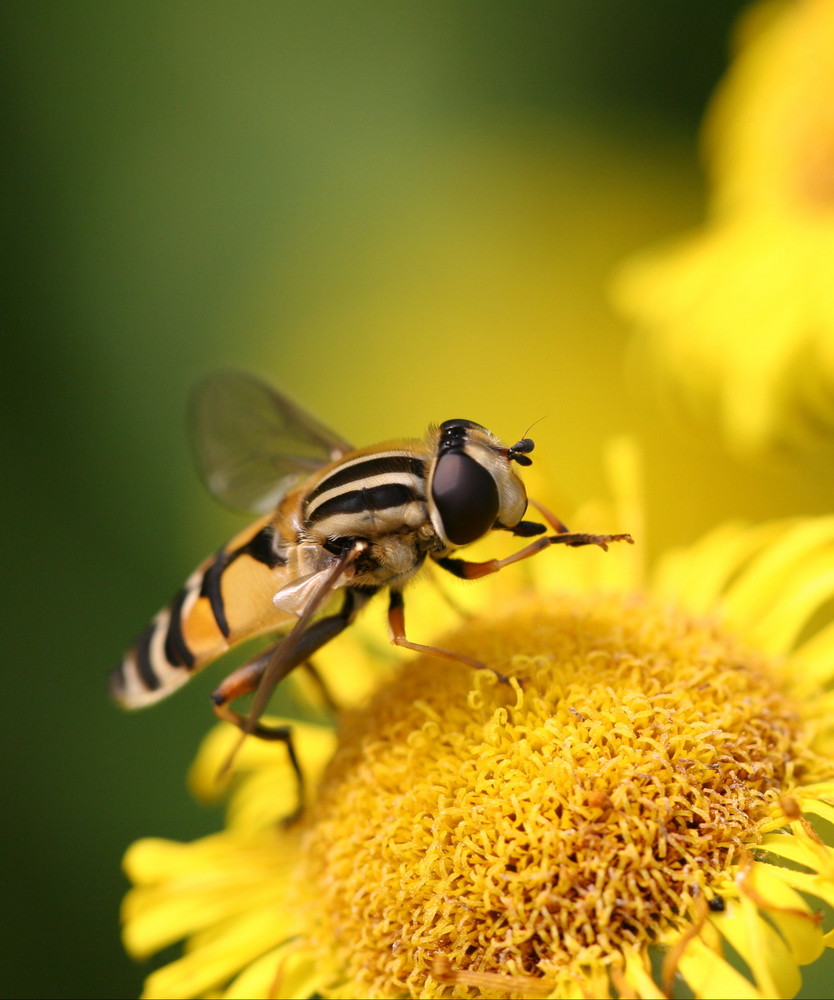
526,497,634,548
433,510,633,582
387,590,510,683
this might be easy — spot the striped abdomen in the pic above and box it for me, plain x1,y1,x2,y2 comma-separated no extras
111,517,293,709
302,449,427,540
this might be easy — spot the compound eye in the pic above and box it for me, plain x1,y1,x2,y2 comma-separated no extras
432,451,499,545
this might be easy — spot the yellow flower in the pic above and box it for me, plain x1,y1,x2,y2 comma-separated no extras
612,0,834,454
121,444,834,999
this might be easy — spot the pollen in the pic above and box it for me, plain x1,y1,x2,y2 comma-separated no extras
298,593,806,998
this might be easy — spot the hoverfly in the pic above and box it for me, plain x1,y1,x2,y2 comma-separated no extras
112,371,632,786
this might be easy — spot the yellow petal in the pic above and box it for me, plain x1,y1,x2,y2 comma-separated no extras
122,834,298,959
796,796,834,832
224,942,326,1000
188,718,336,812
791,622,834,686
738,863,824,965
709,894,801,997
794,782,834,809
142,910,291,1000
762,866,834,912
760,814,834,884
123,836,235,883
652,521,782,614
622,950,666,999
676,934,765,1000
721,519,834,652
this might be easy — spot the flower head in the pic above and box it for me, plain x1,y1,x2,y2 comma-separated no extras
122,447,834,998
613,0,834,454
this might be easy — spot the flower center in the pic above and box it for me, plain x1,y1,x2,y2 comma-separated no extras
298,594,804,998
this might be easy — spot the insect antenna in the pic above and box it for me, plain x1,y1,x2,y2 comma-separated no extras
505,416,546,466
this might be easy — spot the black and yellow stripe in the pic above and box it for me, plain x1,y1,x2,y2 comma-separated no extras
113,447,431,711
303,450,425,533
110,517,292,708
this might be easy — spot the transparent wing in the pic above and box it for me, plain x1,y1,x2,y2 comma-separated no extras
189,370,354,514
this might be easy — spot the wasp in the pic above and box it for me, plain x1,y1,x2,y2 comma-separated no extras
112,371,632,784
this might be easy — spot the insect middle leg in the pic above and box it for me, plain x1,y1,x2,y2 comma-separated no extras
387,589,510,683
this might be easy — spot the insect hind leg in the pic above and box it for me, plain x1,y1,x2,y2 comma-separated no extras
210,596,359,819
211,644,295,739
210,644,306,822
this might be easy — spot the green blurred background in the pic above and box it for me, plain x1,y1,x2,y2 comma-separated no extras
5,3,834,997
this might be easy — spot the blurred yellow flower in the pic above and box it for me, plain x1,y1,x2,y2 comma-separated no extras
613,0,834,454
121,446,834,999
